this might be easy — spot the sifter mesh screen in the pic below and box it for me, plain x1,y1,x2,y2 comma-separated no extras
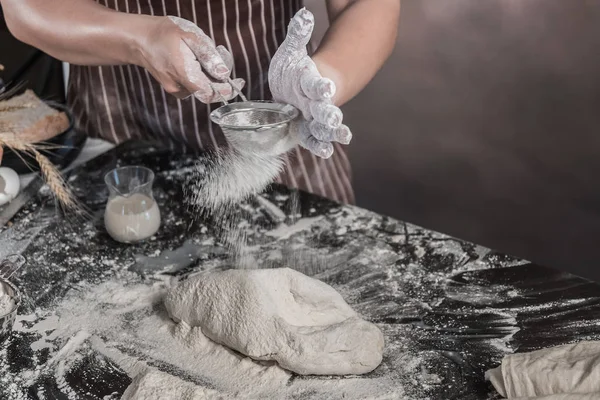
219,109,288,128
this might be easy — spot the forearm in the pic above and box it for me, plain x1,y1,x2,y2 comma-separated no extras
312,0,400,105
1,0,149,66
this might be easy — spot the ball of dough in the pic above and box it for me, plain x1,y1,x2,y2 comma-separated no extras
164,268,384,375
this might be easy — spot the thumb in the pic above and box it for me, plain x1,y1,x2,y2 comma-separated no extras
216,45,234,72
283,8,315,51
0,146,3,166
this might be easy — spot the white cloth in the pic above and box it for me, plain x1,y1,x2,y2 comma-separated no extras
486,341,600,399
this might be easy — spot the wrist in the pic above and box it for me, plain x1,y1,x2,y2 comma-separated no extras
115,13,158,66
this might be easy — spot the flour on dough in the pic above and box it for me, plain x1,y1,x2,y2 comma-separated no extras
164,267,384,375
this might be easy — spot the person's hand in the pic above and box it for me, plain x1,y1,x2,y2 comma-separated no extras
268,9,352,159
136,16,245,103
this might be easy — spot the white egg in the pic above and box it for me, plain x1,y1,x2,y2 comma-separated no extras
0,167,20,206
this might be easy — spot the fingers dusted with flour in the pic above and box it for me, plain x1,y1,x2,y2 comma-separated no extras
168,16,230,80
139,16,245,103
269,8,352,159
300,70,336,101
1,0,244,104
270,0,400,156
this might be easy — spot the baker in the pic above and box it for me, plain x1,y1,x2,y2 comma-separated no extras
1,0,400,204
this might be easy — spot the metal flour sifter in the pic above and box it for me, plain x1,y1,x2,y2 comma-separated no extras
209,79,300,156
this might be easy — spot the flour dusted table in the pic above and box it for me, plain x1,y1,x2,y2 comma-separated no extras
1,141,599,400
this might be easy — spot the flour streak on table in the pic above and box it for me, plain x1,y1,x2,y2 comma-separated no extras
1,142,600,400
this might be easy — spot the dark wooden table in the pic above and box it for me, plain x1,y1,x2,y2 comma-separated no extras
1,142,599,399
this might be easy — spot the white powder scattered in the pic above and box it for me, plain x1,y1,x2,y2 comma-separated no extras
121,368,224,400
0,222,49,262
55,358,80,400
420,366,442,385
3,160,535,398
255,196,286,223
9,274,400,399
266,216,323,240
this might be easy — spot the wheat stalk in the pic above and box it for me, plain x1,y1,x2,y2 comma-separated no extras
0,132,80,211
33,148,78,210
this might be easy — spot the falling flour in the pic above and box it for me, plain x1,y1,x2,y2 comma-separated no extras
186,148,285,213
184,147,287,266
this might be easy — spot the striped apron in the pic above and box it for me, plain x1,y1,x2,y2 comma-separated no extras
66,0,354,204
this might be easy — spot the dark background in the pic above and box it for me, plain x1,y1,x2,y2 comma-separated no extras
3,0,600,281
309,0,600,281
0,6,64,103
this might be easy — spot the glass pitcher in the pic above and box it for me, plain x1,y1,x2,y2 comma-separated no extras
104,166,161,243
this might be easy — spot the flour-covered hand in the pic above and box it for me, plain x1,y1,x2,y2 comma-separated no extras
138,16,245,103
268,9,352,159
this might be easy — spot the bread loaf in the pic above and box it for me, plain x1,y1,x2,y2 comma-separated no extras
0,90,70,144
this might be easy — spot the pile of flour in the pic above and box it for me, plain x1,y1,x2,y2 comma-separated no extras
5,272,400,399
